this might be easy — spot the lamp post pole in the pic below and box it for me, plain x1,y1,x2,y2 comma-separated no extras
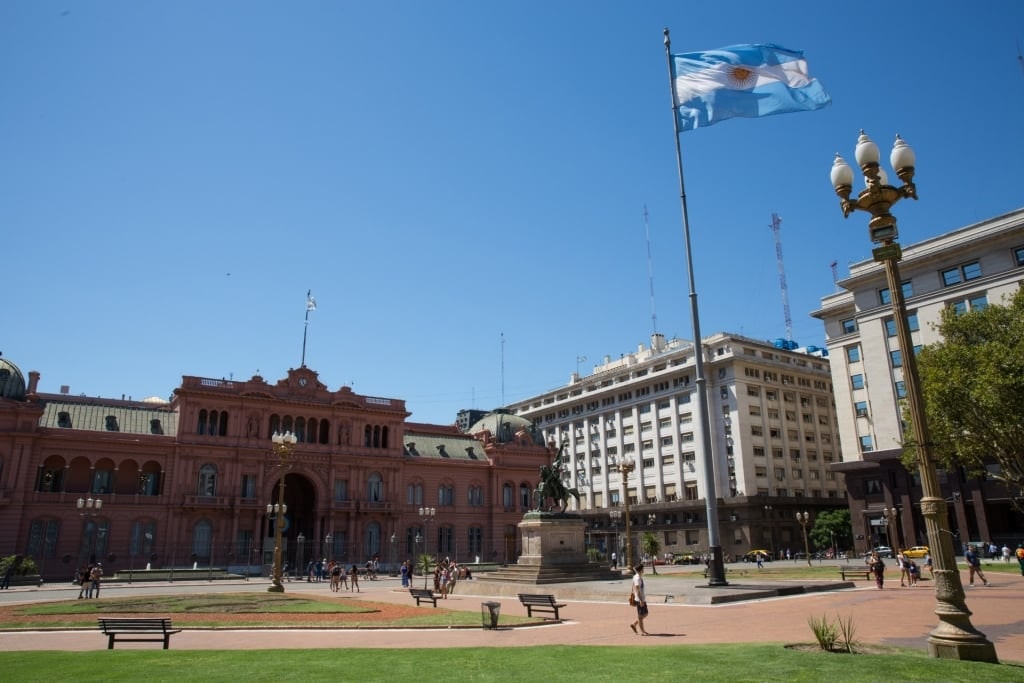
883,507,900,551
267,430,297,593
830,132,997,662
609,509,622,569
325,533,332,564
76,497,103,568
647,513,658,574
296,533,305,582
763,504,774,559
390,533,397,576
611,458,636,570
796,512,812,568
419,507,435,587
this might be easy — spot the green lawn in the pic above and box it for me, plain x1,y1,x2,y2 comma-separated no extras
0,644,1020,682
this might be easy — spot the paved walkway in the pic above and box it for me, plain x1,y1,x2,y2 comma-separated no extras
1,567,1022,662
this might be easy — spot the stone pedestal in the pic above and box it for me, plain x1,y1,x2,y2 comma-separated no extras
477,512,622,585
517,512,587,566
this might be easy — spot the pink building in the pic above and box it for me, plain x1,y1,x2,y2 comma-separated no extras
0,357,550,579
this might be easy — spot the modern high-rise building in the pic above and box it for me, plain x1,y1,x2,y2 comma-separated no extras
812,207,1024,555
506,332,846,561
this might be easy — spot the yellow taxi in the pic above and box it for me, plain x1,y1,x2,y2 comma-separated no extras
902,546,929,559
743,549,772,562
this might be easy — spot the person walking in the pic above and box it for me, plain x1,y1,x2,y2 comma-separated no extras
964,545,989,586
1016,544,1024,576
868,551,886,590
896,549,908,587
629,564,649,636
89,563,103,598
349,564,360,592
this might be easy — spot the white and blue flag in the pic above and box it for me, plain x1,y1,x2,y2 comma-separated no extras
671,44,831,132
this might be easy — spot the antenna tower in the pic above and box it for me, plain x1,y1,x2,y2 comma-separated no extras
644,204,658,334
770,213,793,342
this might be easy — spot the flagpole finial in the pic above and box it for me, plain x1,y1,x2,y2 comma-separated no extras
663,27,670,47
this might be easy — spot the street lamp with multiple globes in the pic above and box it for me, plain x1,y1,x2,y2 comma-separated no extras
830,131,997,662
646,513,658,574
796,512,812,568
610,456,636,569
418,506,436,559
267,430,297,593
76,497,104,567
883,506,900,550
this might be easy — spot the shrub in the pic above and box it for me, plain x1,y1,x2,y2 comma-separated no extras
807,612,859,653
0,555,38,576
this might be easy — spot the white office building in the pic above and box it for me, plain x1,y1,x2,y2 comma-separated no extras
812,207,1024,554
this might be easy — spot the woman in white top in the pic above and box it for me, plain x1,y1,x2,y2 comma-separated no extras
630,564,649,636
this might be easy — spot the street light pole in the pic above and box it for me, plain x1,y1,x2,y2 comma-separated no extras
883,507,900,550
763,504,774,559
610,457,636,569
609,509,622,569
267,430,297,593
830,132,997,662
647,513,658,574
796,512,812,568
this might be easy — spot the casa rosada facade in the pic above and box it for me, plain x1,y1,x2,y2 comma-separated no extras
0,360,552,579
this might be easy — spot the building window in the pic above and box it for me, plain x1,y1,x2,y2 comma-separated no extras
895,381,907,399
27,519,60,559
468,485,484,506
1015,246,1024,266
970,295,988,311
890,350,903,368
335,479,349,502
855,401,869,417
851,374,865,390
129,520,156,559
846,346,860,363
406,483,422,505
941,261,981,287
841,318,857,334
367,473,383,502
241,474,256,499
468,527,483,557
192,519,212,559
437,483,454,506
197,464,217,496
879,280,913,305
859,435,874,452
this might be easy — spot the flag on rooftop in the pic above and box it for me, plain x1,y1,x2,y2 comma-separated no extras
671,44,831,132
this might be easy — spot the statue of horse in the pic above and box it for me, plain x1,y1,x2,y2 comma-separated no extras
535,442,580,513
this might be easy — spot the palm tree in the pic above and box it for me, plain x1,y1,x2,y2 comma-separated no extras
417,553,434,589
641,531,661,575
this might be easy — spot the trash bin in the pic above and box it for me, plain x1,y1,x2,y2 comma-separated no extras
481,601,501,630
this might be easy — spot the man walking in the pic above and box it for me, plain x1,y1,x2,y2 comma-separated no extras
964,545,988,586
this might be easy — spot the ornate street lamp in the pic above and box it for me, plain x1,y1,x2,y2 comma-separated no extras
796,512,812,568
324,533,332,564
610,456,636,569
646,513,658,574
267,430,297,593
830,132,996,662
296,532,305,582
763,504,774,559
609,509,622,569
389,533,397,576
883,506,900,550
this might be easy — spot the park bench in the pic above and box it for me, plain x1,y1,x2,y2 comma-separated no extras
517,593,565,620
839,565,873,581
97,617,181,649
409,588,440,607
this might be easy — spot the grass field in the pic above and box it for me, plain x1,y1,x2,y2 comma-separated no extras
0,644,1019,682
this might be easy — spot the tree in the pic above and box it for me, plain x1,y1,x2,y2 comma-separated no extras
908,287,1024,511
641,531,661,574
809,509,852,555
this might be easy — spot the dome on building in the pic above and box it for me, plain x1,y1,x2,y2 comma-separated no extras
0,356,27,401
468,409,544,445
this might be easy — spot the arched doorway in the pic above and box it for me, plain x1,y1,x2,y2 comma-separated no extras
265,472,317,572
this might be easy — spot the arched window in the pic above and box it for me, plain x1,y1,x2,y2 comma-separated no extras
380,426,389,449
407,483,423,505
197,409,208,435
519,484,532,510
37,459,66,492
319,419,330,444
295,417,306,443
438,482,454,506
503,483,514,511
367,473,383,502
218,410,229,436
130,520,156,559
364,521,382,559
269,414,281,438
80,518,110,563
468,526,483,558
364,425,372,447
282,415,294,434
373,425,381,448
197,464,217,496
192,519,212,559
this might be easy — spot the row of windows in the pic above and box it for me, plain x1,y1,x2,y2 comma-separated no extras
196,410,392,449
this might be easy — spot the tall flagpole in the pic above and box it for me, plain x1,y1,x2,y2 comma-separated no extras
664,28,726,586
301,290,316,368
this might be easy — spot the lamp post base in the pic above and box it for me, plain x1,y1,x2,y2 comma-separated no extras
927,635,998,663
267,582,284,593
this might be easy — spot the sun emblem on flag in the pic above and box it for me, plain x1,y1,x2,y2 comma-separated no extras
728,66,757,89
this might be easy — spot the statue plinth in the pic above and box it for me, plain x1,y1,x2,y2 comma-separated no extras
517,512,587,567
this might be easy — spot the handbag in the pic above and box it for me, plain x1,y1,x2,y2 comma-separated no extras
628,591,636,606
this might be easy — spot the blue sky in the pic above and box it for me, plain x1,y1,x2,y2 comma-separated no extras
3,1,1023,425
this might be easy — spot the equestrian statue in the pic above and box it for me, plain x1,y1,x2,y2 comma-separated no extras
534,441,581,513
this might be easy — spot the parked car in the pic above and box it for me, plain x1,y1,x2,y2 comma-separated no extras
902,546,929,559
743,549,772,562
672,553,699,565
864,546,894,558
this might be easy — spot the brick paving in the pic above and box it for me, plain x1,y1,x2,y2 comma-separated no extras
1,567,1021,662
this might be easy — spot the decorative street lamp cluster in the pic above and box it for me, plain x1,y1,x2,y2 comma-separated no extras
609,456,636,570
830,131,997,663
267,430,297,593
796,511,812,568
77,497,103,515
882,506,900,549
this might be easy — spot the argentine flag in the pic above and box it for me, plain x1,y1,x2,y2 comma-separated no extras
672,44,831,132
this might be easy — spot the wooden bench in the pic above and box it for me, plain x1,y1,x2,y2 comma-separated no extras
409,588,440,607
97,618,180,649
839,565,873,581
517,593,565,620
